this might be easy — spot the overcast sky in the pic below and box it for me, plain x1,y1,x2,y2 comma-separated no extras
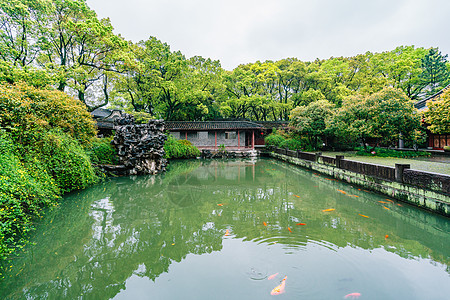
86,0,450,70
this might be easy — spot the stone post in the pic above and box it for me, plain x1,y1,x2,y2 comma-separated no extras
336,155,344,168
315,152,322,163
395,164,410,182
398,133,404,149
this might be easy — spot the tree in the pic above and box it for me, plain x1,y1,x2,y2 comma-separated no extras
114,37,224,120
289,99,335,149
0,0,51,67
420,48,449,96
329,87,422,149
423,89,450,134
170,56,225,120
0,0,129,110
369,46,428,100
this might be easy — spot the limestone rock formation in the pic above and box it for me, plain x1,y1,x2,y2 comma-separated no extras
112,117,167,175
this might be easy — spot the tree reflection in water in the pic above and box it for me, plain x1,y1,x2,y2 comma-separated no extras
1,159,449,299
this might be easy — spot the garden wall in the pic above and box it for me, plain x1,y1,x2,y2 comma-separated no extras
266,147,450,217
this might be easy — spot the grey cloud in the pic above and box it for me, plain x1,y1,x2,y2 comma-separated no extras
87,0,450,70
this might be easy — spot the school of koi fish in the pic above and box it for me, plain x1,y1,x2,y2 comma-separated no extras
219,185,402,296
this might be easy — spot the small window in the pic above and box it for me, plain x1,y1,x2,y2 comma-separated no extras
225,131,236,139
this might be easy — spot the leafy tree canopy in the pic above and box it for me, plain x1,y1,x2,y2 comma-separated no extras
423,89,450,134
1,0,449,122
328,87,422,149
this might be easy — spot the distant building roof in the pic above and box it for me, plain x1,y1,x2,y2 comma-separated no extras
166,121,263,131
91,107,114,119
90,108,124,130
414,84,450,111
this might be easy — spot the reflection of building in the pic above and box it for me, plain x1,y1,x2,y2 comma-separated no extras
414,85,450,149
90,108,124,136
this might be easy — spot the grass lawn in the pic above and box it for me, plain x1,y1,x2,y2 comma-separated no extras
319,151,450,175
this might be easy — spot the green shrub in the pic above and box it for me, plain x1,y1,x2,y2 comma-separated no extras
32,130,99,193
126,111,154,124
265,133,305,150
355,147,431,158
164,135,201,159
0,82,96,147
0,82,98,271
280,138,304,150
87,137,119,165
179,139,194,146
0,131,59,267
264,133,286,148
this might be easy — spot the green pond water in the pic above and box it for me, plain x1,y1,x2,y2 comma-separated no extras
1,158,449,299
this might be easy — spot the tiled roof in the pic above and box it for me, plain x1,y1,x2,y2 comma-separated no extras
257,121,289,129
166,121,263,131
91,108,114,119
414,84,450,111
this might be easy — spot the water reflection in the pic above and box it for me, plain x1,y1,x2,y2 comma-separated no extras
1,159,449,299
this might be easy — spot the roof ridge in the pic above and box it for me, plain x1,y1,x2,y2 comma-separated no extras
417,83,450,103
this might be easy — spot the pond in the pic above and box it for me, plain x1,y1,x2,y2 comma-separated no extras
1,158,449,299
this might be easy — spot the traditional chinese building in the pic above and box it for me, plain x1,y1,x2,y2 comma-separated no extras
165,121,265,150
165,121,289,151
90,108,124,137
414,85,450,149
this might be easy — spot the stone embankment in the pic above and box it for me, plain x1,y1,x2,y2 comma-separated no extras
264,147,450,217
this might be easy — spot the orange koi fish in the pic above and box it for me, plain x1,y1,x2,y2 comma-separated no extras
396,203,402,206
268,272,279,280
293,195,300,198
385,199,394,203
337,189,346,194
378,201,388,204
358,214,369,218
385,235,389,239
224,229,230,236
263,222,267,226
270,276,287,295
344,292,361,299
322,208,335,212
350,195,359,197
383,206,390,210
296,223,306,226
217,203,224,206
288,227,292,233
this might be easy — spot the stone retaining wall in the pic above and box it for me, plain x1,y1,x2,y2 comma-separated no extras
266,147,450,217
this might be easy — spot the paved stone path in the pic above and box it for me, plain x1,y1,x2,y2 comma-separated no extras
320,151,450,175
